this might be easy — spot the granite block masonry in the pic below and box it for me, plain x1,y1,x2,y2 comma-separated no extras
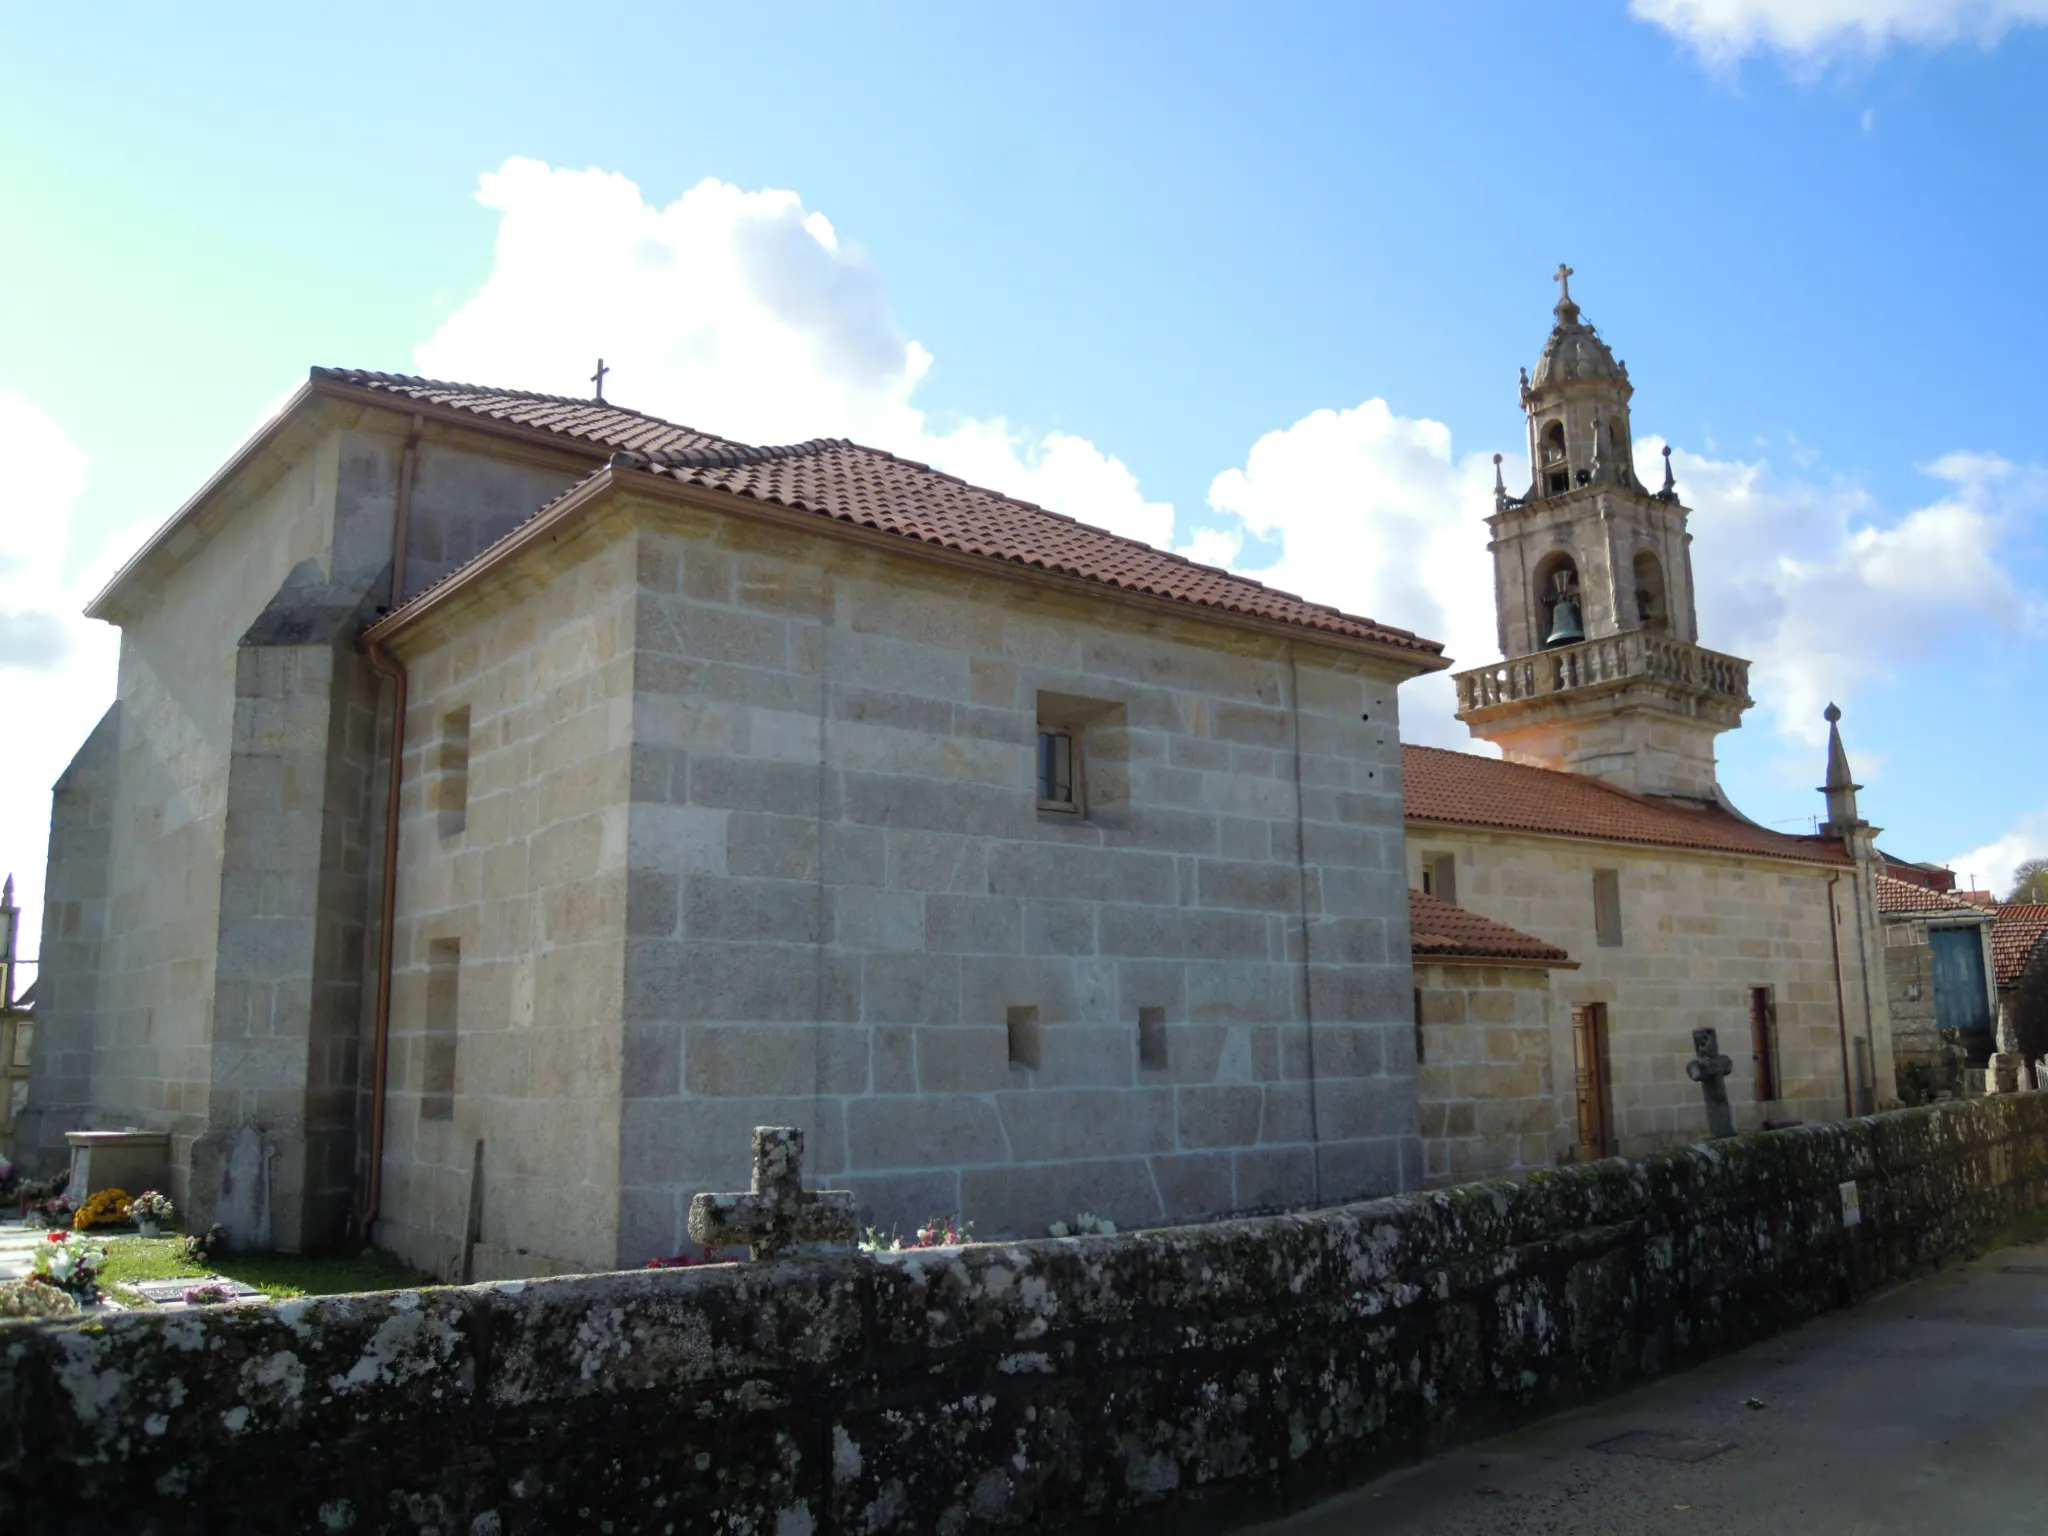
5,1093,2045,1534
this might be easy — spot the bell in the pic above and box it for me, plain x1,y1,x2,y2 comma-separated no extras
1545,595,1584,647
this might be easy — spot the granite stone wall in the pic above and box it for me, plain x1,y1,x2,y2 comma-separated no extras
1405,828,1876,1152
6,1093,2044,1535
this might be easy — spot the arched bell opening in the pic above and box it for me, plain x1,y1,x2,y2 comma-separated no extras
1535,552,1584,648
1539,421,1569,497
1633,548,1668,632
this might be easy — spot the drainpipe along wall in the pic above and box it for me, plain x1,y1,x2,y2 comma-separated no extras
357,416,422,1239
1828,872,1855,1118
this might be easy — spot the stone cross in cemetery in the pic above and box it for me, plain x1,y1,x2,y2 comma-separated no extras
1685,1027,1736,1139
687,1126,858,1261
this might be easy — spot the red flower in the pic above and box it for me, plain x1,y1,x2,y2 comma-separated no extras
45,1232,65,1243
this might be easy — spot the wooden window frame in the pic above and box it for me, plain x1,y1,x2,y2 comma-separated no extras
1749,985,1780,1104
1036,723,1085,817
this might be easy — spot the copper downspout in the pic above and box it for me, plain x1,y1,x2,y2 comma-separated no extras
1827,872,1856,1117
357,419,422,1239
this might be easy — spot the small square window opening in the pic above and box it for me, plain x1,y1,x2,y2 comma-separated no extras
1137,1007,1168,1071
1007,1005,1042,1071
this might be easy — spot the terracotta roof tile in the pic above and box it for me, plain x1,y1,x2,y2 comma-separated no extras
1992,904,2048,986
1402,744,1852,866
1409,889,1572,965
1876,875,1986,916
326,369,1444,658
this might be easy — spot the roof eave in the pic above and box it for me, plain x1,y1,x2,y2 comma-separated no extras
1412,949,1579,971
85,380,325,622
1403,813,1853,869
364,466,1452,674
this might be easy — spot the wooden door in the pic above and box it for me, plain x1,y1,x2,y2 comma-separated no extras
1571,1003,1613,1160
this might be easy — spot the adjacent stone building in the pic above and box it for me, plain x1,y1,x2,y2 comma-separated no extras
1408,888,1574,1184
1875,874,1996,1085
1403,271,1896,1156
18,369,1446,1273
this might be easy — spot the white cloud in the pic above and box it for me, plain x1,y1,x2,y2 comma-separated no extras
1201,400,1505,747
1668,440,2037,751
1948,810,2048,898
0,393,157,972
1633,0,2048,63
416,158,1173,550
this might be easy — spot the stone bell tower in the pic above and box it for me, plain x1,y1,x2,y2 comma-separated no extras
1452,267,1752,802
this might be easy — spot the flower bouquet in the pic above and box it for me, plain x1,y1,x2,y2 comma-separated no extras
31,1231,107,1302
72,1187,133,1232
181,1283,231,1306
128,1190,176,1238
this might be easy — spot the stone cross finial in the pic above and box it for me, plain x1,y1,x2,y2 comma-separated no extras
1685,1027,1736,1139
687,1126,857,1260
591,358,610,402
1554,263,1574,304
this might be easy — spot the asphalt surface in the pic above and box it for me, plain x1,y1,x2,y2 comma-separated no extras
1244,1239,2048,1535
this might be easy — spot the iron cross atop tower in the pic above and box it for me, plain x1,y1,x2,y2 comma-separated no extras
1452,268,1754,803
591,358,610,402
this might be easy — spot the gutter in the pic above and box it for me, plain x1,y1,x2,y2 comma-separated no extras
357,421,423,1241
360,460,1451,677
1828,872,1856,1117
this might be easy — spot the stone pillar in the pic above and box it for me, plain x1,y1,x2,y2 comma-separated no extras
194,566,378,1251
12,706,119,1175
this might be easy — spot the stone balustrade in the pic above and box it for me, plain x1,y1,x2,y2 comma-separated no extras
1454,630,1750,714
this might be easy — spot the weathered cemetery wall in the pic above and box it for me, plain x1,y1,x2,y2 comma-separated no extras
6,1093,2047,1534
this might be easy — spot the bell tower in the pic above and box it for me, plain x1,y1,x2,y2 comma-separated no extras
1453,268,1752,801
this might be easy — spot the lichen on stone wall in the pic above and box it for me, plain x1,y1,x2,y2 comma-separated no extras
4,1095,2047,1533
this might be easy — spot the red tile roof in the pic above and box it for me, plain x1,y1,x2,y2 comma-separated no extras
1876,874,1988,916
1992,905,2048,986
1409,889,1573,966
325,369,1445,659
1402,744,1852,866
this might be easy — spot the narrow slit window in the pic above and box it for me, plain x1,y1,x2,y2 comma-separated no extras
422,938,460,1121
1007,1005,1042,1071
1428,854,1457,905
1137,1007,1168,1071
1037,726,1082,815
1413,988,1425,1065
1592,870,1623,948
437,706,471,839
1749,986,1779,1103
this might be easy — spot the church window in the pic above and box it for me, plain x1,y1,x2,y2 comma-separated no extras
422,938,460,1121
1037,726,1082,815
1007,1005,1042,1071
1541,421,1569,496
436,707,471,838
1535,554,1582,648
1421,853,1458,904
1137,1007,1168,1071
1749,986,1780,1103
1633,550,1668,632
1592,870,1623,947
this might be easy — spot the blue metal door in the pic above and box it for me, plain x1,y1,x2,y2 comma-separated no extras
1930,927,1992,1042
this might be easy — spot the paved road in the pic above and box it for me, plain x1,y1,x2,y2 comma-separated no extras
1245,1240,2048,1536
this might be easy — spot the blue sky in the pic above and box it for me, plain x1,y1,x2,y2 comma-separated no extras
2,0,2047,940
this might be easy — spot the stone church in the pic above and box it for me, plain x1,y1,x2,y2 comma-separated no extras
16,271,1901,1275
16,363,1452,1274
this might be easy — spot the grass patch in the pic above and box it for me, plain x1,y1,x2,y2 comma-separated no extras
98,1237,431,1303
